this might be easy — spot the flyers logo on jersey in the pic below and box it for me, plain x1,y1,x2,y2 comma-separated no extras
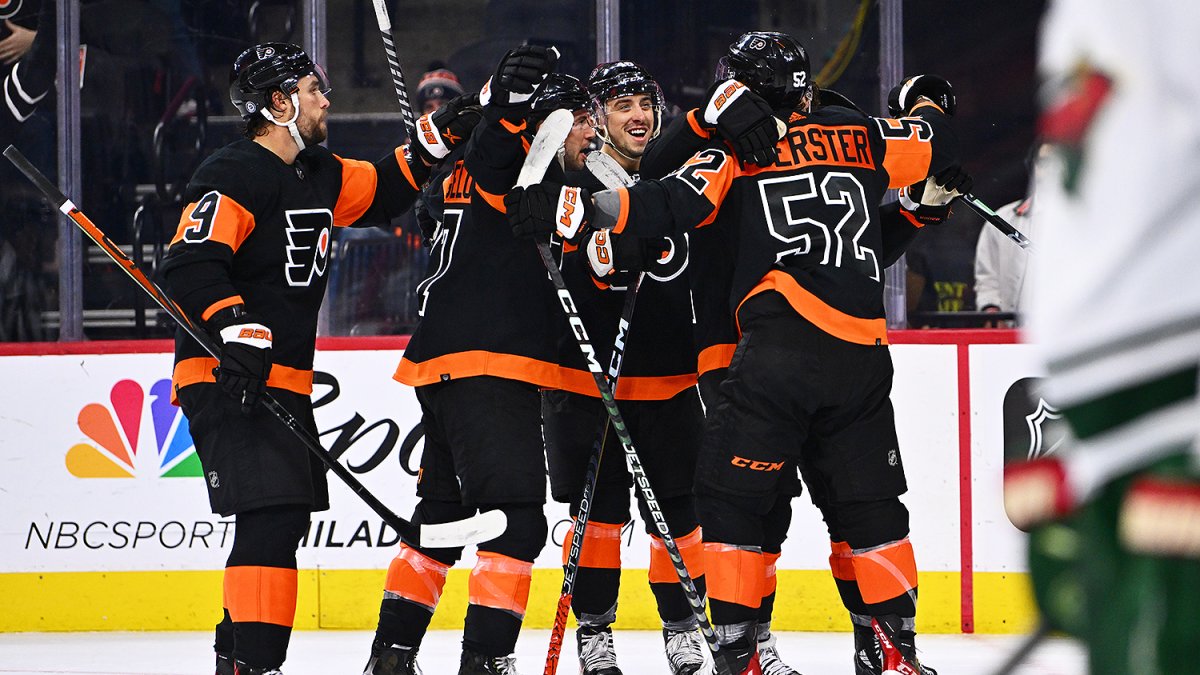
284,209,334,287
0,0,24,19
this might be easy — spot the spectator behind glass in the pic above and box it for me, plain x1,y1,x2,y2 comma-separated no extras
973,144,1047,327
414,62,464,114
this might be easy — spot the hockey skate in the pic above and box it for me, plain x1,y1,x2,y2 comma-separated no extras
232,662,283,675
663,626,707,674
757,631,802,675
216,652,235,675
711,627,763,675
577,625,623,674
853,615,937,675
363,640,423,675
458,648,521,675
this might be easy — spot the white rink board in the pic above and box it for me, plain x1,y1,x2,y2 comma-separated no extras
0,342,1026,575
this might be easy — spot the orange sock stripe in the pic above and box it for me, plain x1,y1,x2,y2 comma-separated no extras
384,544,451,611
223,565,298,627
703,542,764,608
762,551,782,597
829,540,856,581
469,551,534,618
562,520,624,569
851,538,918,604
649,527,705,584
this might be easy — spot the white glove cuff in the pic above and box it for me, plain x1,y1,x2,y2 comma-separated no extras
416,113,450,160
586,231,615,278
219,323,273,349
704,79,748,125
554,186,586,241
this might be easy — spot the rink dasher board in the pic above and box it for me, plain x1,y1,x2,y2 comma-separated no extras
0,332,1040,633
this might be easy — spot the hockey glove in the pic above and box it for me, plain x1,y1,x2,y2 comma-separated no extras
481,45,559,124
586,230,671,278
888,74,957,117
207,306,272,414
1120,475,1200,558
1003,457,1075,532
897,164,973,226
703,79,785,167
506,183,593,243
413,93,483,164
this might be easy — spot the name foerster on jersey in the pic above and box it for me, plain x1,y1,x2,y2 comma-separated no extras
284,209,333,287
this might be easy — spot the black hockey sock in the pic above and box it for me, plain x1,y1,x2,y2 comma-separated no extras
462,605,522,657
651,574,707,628
375,596,437,649
572,567,621,625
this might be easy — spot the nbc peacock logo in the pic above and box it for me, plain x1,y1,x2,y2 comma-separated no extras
66,379,202,478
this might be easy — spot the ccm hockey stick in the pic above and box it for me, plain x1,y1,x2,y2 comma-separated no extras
369,0,417,142
543,151,642,675
4,145,506,550
520,112,729,674
959,193,1033,250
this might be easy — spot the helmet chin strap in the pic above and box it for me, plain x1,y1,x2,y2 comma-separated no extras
260,91,306,151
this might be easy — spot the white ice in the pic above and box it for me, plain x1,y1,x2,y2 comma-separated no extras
0,629,1087,674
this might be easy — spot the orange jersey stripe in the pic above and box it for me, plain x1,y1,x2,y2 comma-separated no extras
468,551,534,618
686,109,713,139
562,520,623,569
851,538,918,604
828,540,856,581
556,367,697,401
878,118,934,188
697,343,736,376
612,187,632,235
223,565,298,627
171,193,255,251
649,527,704,584
172,357,315,403
393,350,562,389
331,155,380,227
384,544,451,611
475,184,507,213
742,271,888,346
762,550,782,596
395,146,420,191
703,542,764,608
200,295,245,322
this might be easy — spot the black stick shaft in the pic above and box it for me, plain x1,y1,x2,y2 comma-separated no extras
370,0,417,142
4,144,421,543
960,193,1034,250
544,271,643,675
536,241,728,673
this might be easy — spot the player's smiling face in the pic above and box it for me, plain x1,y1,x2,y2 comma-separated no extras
604,93,655,158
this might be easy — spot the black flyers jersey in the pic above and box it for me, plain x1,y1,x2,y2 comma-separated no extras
161,139,426,397
607,103,958,346
393,120,565,389
556,167,696,400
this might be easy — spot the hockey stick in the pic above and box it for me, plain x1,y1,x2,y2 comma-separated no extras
958,193,1034,250
520,112,729,674
369,0,417,142
543,152,642,675
3,145,505,550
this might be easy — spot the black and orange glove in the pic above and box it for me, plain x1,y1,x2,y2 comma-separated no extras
413,93,482,164
207,305,272,413
506,183,593,244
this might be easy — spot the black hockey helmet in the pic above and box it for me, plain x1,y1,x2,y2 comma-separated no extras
529,73,591,120
587,60,664,135
716,31,811,111
229,42,330,119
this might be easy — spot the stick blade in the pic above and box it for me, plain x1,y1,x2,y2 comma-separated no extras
417,508,508,548
517,108,574,188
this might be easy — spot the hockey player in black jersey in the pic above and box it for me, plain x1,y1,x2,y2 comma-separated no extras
158,42,479,675
361,49,591,675
542,60,713,675
508,31,971,675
